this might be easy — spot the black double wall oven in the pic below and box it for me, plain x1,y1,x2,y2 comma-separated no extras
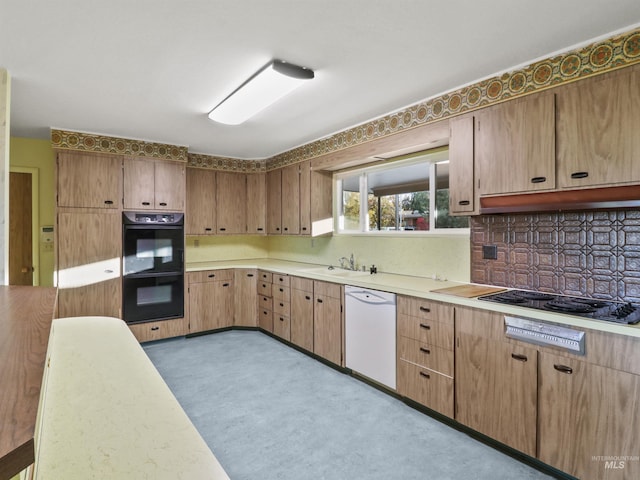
122,212,184,324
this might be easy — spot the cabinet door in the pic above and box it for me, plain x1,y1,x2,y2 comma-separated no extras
154,161,185,210
281,163,300,234
246,172,266,234
313,282,342,365
57,212,121,318
448,115,475,214
299,161,311,234
455,332,538,457
266,169,282,234
310,169,333,236
57,152,122,209
476,92,555,196
291,286,314,351
557,66,640,189
234,269,257,327
189,280,234,332
123,158,156,209
538,352,640,480
186,168,216,234
216,172,246,234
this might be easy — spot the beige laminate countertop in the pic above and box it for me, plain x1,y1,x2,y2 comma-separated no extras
187,259,640,339
34,316,229,480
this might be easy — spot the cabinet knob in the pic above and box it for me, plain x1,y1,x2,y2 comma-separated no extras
151,326,159,331
276,227,280,231
419,306,431,313
223,283,230,287
284,227,288,231
530,176,546,184
205,228,212,232
570,171,589,179
511,353,528,362
305,295,311,300
458,200,470,206
279,302,284,307
159,202,167,206
247,274,254,278
419,323,431,330
219,227,226,232
317,298,323,304
279,288,284,292
208,274,216,278
279,317,284,322
302,227,308,231
419,347,431,354
554,364,573,374
142,201,150,206
257,228,264,231
104,200,114,205
419,371,431,379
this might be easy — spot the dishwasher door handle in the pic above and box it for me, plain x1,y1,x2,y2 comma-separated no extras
345,291,395,305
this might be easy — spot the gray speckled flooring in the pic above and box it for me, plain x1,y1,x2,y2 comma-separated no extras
144,331,554,480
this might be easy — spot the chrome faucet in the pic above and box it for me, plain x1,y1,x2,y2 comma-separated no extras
338,254,356,270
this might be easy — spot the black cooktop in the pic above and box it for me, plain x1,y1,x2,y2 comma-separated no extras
478,289,640,325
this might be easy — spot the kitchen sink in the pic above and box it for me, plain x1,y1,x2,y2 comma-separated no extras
299,266,371,278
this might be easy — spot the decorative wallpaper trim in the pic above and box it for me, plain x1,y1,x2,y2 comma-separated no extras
188,153,266,173
51,129,188,162
268,27,640,170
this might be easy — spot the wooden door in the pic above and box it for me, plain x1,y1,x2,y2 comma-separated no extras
475,92,555,196
57,152,122,209
556,66,640,189
186,168,216,234
57,212,121,318
123,157,155,210
234,269,257,326
154,161,185,210
538,352,640,480
281,163,300,234
291,285,314,351
455,332,538,457
212,279,234,329
448,115,475,214
266,169,282,234
313,281,342,366
9,171,33,285
216,172,246,234
246,172,266,234
298,161,311,234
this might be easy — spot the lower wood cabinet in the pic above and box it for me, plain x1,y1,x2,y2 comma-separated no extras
290,277,314,352
188,270,234,333
397,360,453,417
313,281,342,366
129,317,188,343
234,269,257,327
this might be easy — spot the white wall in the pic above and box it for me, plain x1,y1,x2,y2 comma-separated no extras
0,69,11,285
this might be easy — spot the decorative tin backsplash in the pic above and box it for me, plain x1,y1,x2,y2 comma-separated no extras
470,209,640,303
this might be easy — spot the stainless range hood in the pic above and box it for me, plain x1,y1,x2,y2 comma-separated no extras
479,185,640,214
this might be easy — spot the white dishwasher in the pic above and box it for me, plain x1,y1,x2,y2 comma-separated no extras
345,285,397,389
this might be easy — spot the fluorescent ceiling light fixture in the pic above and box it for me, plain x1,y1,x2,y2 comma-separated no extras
208,60,314,125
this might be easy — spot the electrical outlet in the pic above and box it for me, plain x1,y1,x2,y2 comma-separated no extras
482,245,498,260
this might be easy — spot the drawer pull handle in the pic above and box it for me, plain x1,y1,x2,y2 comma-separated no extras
276,227,280,231
104,200,114,205
458,200,470,206
419,347,431,354
305,295,311,300
279,302,284,307
279,288,284,292
419,371,430,379
257,227,264,231
554,364,573,374
219,227,226,231
141,201,150,206
531,176,546,184
151,326,159,331
511,353,528,362
159,202,167,206
419,306,431,313
247,274,254,277
302,227,308,231
284,227,288,231
208,274,216,278
419,323,431,330
317,298,323,304
570,171,589,179
223,283,230,287
279,317,284,322
205,227,212,231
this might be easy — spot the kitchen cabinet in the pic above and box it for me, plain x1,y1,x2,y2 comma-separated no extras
129,317,188,343
272,274,291,341
454,306,537,456
186,168,216,235
266,169,282,234
246,172,266,234
538,352,640,480
556,64,640,189
234,269,257,327
124,157,185,211
396,296,455,417
56,211,121,318
188,270,234,333
257,270,274,332
57,151,122,209
298,161,312,234
313,281,343,366
475,92,555,196
216,171,247,234
448,115,476,215
290,276,314,352
281,163,300,234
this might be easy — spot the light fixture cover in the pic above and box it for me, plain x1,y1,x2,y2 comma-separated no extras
208,60,314,125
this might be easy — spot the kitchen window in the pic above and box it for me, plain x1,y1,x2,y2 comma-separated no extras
335,148,469,234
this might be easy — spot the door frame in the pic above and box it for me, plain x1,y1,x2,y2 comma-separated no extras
9,166,40,286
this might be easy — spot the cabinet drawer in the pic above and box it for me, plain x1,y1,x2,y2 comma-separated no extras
259,295,272,310
397,359,453,418
398,336,454,377
272,284,291,301
258,281,272,297
273,314,291,341
129,317,187,343
258,308,273,332
258,270,273,282
314,280,341,299
291,276,313,292
188,269,233,284
273,274,290,286
273,299,291,316
397,296,454,324
397,313,454,350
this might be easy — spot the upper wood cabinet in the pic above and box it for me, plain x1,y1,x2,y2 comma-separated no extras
124,158,185,211
186,168,216,235
448,115,476,215
57,152,122,209
266,169,282,235
216,171,246,234
299,161,312,234
556,65,640,189
475,92,556,196
281,163,300,234
246,172,266,234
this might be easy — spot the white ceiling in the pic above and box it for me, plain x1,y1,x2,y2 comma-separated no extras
2,1,640,160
